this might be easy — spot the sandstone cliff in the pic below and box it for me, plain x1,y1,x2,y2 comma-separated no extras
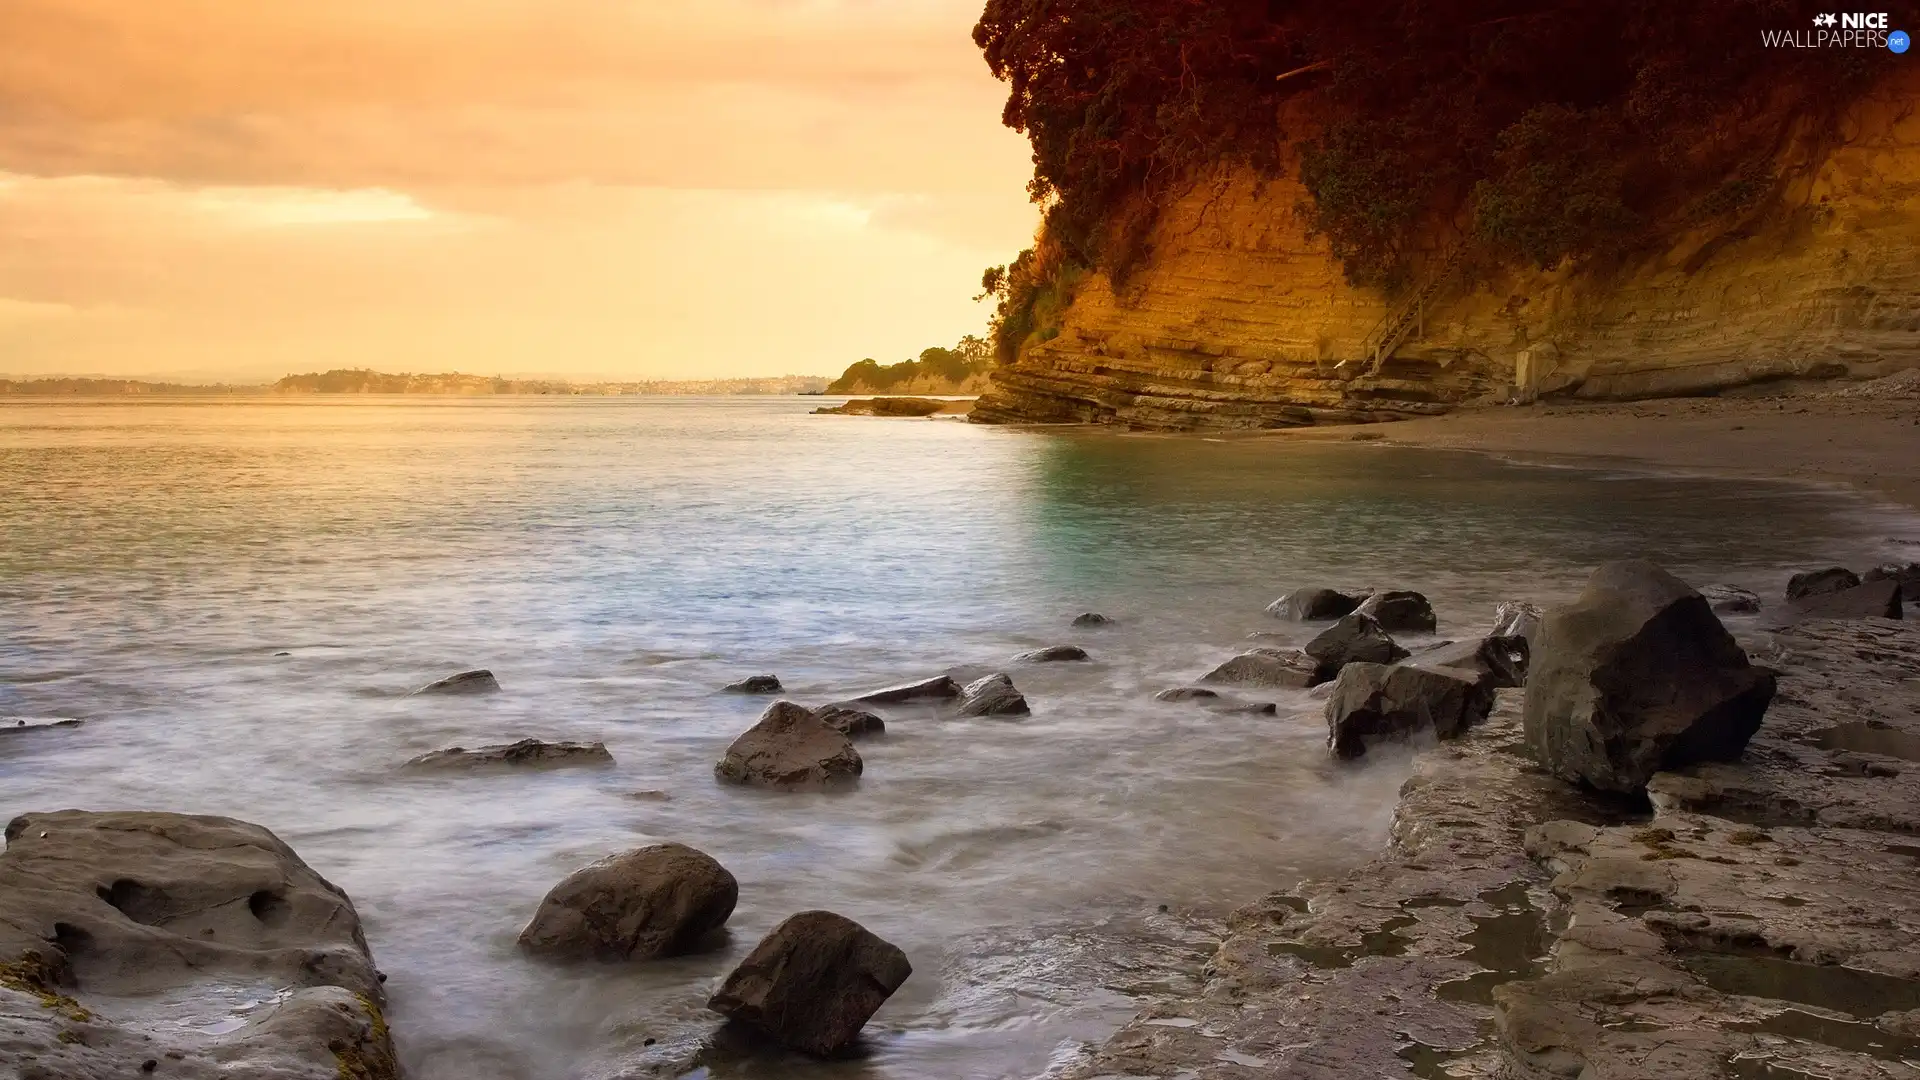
975,71,1920,430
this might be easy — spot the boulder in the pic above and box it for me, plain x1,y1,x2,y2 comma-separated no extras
1200,649,1319,689
707,910,912,1056
410,668,499,696
1793,578,1903,620
404,738,613,772
1490,600,1545,643
1864,561,1920,601
1304,614,1410,682
1154,687,1221,703
1354,590,1437,633
847,676,960,706
1523,560,1776,793
518,843,736,962
1325,662,1490,758
1014,645,1090,663
1407,635,1529,692
1698,583,1762,615
1785,566,1860,601
0,810,396,1080
722,675,783,694
1070,612,1113,627
811,704,886,739
1265,588,1361,622
714,702,862,790
956,674,1029,717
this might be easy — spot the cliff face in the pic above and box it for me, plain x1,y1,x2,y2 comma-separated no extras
975,71,1920,429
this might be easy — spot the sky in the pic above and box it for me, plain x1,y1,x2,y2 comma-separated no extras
0,0,1039,381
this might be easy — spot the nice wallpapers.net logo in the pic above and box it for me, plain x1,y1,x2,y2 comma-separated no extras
1763,12,1909,50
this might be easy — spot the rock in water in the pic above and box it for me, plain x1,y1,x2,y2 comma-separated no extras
715,701,862,790
1325,662,1490,758
404,738,613,771
811,704,886,738
1865,561,1920,601
1793,578,1903,620
1408,635,1529,692
1014,645,1090,663
1199,649,1319,689
1266,588,1361,621
1491,600,1545,643
707,910,912,1056
1354,590,1438,633
411,668,499,696
722,674,784,694
848,675,961,705
1786,566,1860,601
1523,560,1777,793
956,673,1029,717
1304,613,1410,683
1154,686,1221,702
1070,612,1112,627
1698,583,1762,614
518,843,737,962
0,810,396,1079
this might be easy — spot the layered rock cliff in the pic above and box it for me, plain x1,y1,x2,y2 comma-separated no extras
974,70,1920,430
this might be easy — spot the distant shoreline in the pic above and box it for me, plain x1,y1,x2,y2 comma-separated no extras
0,370,833,398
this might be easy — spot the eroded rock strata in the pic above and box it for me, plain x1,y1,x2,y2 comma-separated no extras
1060,618,1920,1079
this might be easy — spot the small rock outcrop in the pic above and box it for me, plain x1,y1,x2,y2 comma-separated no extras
1325,662,1489,758
1490,600,1545,643
404,739,613,772
707,910,912,1056
722,675,784,694
1354,590,1438,633
1014,645,1090,663
1407,635,1530,693
410,669,499,696
1793,578,1904,620
1524,560,1776,793
956,673,1030,717
1200,649,1319,689
811,704,886,739
1304,613,1410,682
847,676,961,706
714,702,862,790
1071,612,1113,627
1698,583,1762,614
518,843,737,962
1865,561,1920,601
1266,588,1361,621
0,810,396,1080
1786,566,1861,600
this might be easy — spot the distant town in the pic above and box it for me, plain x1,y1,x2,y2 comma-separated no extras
0,369,832,397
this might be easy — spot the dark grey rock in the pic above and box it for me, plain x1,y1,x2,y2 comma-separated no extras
1304,613,1410,683
956,673,1029,717
722,675,783,694
707,910,912,1056
1200,649,1319,689
1865,561,1920,602
1786,566,1861,601
811,704,885,738
847,676,961,705
1015,645,1090,663
1408,635,1529,693
714,701,862,789
1698,583,1762,614
1794,578,1903,620
410,669,499,696
1325,662,1490,758
1354,590,1437,634
1266,588,1361,622
405,738,613,772
518,843,736,962
1154,687,1222,702
1524,560,1776,793
1071,612,1113,628
1491,600,1545,643
1207,700,1279,716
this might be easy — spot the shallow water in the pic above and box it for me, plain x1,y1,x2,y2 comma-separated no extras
1,396,1912,1079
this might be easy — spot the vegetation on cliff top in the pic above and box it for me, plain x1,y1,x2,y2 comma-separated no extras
827,336,994,393
974,0,1885,360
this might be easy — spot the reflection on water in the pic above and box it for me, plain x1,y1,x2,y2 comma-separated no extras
0,397,1909,1079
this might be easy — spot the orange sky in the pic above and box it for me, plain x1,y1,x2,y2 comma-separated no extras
0,0,1038,381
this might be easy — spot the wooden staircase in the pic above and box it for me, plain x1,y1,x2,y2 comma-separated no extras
1354,247,1466,376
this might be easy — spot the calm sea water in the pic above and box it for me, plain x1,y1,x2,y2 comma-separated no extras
1,397,1912,1079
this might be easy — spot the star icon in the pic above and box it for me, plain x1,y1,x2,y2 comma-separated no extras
1813,12,1838,26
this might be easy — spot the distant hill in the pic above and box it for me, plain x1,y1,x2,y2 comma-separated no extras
0,378,261,395
827,337,992,395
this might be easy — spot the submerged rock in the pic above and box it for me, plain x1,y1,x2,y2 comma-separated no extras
410,668,500,696
956,673,1030,717
1266,588,1361,622
0,810,395,1079
1524,560,1776,793
0,716,84,734
1491,600,1545,643
1155,686,1222,702
1793,578,1903,620
1698,583,1762,615
1071,612,1113,627
811,704,886,739
722,675,784,694
1305,613,1410,682
1786,566,1860,601
715,701,862,789
1200,649,1320,689
1354,590,1438,634
707,910,912,1056
404,738,613,772
847,675,961,706
518,843,737,962
1325,662,1490,758
1014,645,1090,663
